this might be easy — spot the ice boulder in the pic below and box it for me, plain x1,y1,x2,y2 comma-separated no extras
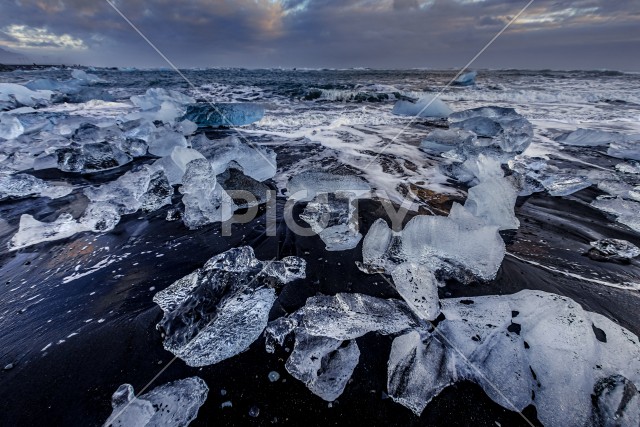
588,238,640,261
153,247,305,367
0,114,25,140
392,94,453,118
9,203,121,250
179,158,236,229
452,70,477,86
183,103,265,127
103,377,208,427
191,134,277,182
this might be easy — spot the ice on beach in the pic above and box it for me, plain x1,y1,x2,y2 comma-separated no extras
179,158,236,229
589,239,640,260
286,332,360,402
147,127,188,157
541,174,592,196
70,69,105,84
591,196,640,233
120,119,156,142
9,202,120,250
559,128,625,147
449,107,533,154
616,161,640,175
130,88,195,124
191,134,277,182
56,143,132,173
608,137,640,161
0,114,25,139
103,377,208,427
153,247,305,367
392,94,453,118
0,173,72,201
0,83,53,109
287,171,370,201
387,290,640,427
452,70,477,86
84,166,172,215
183,103,265,127
154,147,205,185
390,262,441,321
420,129,477,154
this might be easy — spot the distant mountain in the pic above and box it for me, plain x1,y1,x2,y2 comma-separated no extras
0,47,30,65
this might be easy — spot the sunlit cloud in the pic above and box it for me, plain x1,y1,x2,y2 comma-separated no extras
1,24,87,49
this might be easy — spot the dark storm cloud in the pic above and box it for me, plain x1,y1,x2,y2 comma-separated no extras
0,0,639,70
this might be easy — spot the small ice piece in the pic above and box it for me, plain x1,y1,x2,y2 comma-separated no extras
183,103,265,127
180,159,236,229
615,161,640,175
452,70,477,86
541,174,591,197
451,116,502,137
559,128,623,147
153,247,305,367
103,377,208,427
0,173,72,201
9,203,120,250
591,196,640,233
268,371,281,382
131,88,195,111
589,239,640,261
176,119,198,136
71,69,105,84
392,94,453,118
608,137,640,161
420,129,477,153
191,134,277,182
0,114,24,139
154,147,205,185
285,332,360,401
147,127,188,157
0,83,53,108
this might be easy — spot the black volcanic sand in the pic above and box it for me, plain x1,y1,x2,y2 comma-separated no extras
0,180,639,426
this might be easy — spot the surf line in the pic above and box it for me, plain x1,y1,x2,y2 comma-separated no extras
506,252,640,291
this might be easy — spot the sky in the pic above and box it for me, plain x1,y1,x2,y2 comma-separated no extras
0,0,639,70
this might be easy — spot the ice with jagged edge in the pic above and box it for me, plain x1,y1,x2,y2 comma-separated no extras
608,135,640,161
590,238,640,260
56,143,133,173
387,290,640,427
0,83,53,109
448,106,533,154
103,377,208,427
288,172,370,251
509,157,592,197
179,158,237,229
154,147,205,185
0,173,72,201
153,246,305,367
190,134,277,182
183,102,265,127
265,293,420,401
452,70,477,86
9,202,121,251
0,114,25,139
558,128,628,147
392,94,453,118
84,165,172,215
130,88,195,124
420,128,477,154
591,196,640,233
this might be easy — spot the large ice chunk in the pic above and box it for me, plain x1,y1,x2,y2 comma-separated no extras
387,290,640,427
153,247,306,367
191,134,277,182
179,158,236,229
452,70,477,86
392,94,453,118
103,377,208,427
9,203,121,250
0,83,53,109
183,103,265,127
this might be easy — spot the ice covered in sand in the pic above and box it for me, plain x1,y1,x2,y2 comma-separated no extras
179,159,236,229
190,134,277,182
387,290,640,427
103,377,208,427
183,102,265,127
589,238,640,261
9,203,121,250
0,173,73,201
392,94,453,118
153,247,305,367
288,172,371,251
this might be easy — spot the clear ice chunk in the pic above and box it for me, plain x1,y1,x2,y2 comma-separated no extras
153,247,306,367
0,173,72,201
420,129,477,153
179,158,236,229
0,114,24,140
590,238,640,260
452,70,477,86
591,196,640,233
608,136,640,161
541,174,591,196
287,171,370,202
191,134,277,182
103,377,208,427
183,103,265,127
147,127,188,157
154,147,205,185
131,88,194,111
392,94,453,118
0,83,53,108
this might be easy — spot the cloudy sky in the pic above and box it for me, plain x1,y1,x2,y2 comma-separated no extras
0,0,639,70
